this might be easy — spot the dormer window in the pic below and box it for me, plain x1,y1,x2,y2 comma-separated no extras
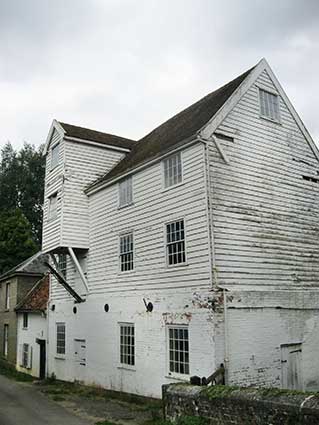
51,143,60,169
259,89,280,122
163,152,182,188
119,177,133,208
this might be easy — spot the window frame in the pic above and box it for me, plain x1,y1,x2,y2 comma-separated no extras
56,322,66,357
258,87,281,123
118,176,133,208
51,143,60,170
3,324,8,357
5,282,10,310
167,325,190,377
58,253,67,279
165,218,187,267
23,313,28,329
22,343,29,368
119,232,134,273
162,151,183,190
118,322,135,369
48,192,58,221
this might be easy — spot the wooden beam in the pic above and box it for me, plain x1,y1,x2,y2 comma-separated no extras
45,261,84,303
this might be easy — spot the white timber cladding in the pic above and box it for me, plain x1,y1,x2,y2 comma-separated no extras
50,142,210,299
209,69,319,288
42,126,125,253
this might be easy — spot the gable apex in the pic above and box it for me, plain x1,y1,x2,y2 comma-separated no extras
43,119,65,155
200,58,319,162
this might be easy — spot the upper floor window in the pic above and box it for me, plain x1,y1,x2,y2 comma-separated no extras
166,220,186,265
259,89,280,122
56,322,66,355
23,313,28,329
119,233,134,272
163,152,182,188
48,193,58,220
51,143,60,169
5,283,10,310
119,177,133,208
58,253,67,278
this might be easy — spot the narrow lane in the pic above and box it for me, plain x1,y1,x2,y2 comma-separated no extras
0,375,92,425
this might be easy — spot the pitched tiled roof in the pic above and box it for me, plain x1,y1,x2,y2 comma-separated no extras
59,122,136,150
0,251,48,282
87,66,255,192
15,275,49,313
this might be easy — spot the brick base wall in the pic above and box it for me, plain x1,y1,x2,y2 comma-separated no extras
163,384,319,425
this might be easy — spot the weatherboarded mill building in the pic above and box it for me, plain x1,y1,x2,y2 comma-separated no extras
42,59,319,397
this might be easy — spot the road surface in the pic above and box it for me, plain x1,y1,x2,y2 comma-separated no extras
0,374,92,425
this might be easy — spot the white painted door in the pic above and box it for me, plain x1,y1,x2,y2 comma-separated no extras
281,344,303,390
74,339,86,382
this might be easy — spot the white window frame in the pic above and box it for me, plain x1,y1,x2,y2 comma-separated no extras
3,324,8,357
162,151,183,190
5,282,10,310
118,177,133,208
165,219,187,267
48,193,58,221
119,323,135,369
23,313,28,329
58,253,67,279
258,87,281,123
119,232,134,272
51,143,60,169
167,325,190,377
56,322,66,357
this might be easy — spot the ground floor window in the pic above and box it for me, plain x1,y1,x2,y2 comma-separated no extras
22,343,31,368
3,324,8,357
56,322,66,355
168,326,189,375
120,323,135,366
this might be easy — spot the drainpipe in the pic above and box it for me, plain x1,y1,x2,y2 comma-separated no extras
223,288,229,385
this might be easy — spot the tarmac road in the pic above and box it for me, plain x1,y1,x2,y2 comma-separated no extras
0,374,92,425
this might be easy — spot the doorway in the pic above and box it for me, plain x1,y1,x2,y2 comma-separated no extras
74,339,86,382
36,339,46,379
281,343,303,390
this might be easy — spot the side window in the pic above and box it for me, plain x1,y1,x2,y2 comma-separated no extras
58,253,67,278
51,143,60,169
168,326,189,375
56,322,66,355
259,88,280,122
163,152,182,188
48,193,58,220
5,283,10,310
120,323,135,366
23,313,28,329
119,233,134,272
119,177,133,208
166,220,186,265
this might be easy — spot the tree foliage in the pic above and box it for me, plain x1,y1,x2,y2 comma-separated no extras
0,142,45,274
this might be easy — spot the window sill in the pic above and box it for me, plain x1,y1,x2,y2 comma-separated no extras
55,355,66,360
22,328,28,331
165,374,189,382
118,202,134,210
166,262,189,269
259,115,281,125
117,365,136,372
162,181,185,193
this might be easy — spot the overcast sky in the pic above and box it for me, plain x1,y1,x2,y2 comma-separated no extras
0,0,318,150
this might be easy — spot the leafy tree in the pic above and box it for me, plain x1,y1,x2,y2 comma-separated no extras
0,142,45,243
0,209,38,275
0,142,45,274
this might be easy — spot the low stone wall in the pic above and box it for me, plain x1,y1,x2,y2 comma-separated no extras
162,384,319,425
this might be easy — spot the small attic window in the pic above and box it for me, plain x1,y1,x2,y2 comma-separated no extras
51,143,60,169
259,89,280,122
